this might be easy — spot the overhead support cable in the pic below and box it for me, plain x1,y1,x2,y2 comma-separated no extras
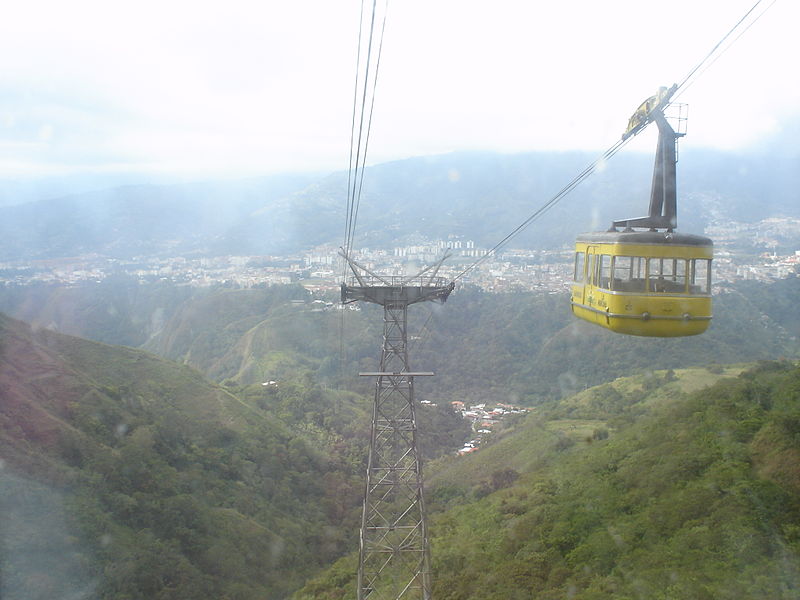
340,0,389,386
350,2,388,258
674,0,774,101
342,0,389,260
453,137,631,281
344,0,376,256
343,0,366,271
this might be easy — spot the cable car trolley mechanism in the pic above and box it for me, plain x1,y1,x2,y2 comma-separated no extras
570,86,713,337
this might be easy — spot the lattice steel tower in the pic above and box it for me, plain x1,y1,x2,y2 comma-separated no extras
341,252,453,600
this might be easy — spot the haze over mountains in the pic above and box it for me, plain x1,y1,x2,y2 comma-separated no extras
0,137,798,262
1,131,799,598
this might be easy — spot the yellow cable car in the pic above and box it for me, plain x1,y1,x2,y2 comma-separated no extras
571,86,713,337
571,230,712,336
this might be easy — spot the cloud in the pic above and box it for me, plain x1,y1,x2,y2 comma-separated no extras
1,0,798,178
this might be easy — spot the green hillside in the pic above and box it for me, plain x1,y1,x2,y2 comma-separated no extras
2,277,799,598
3,277,798,408
140,285,315,377
415,278,800,403
295,362,800,599
0,312,368,599
0,277,201,347
139,278,800,404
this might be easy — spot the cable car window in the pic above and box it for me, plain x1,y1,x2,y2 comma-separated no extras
611,256,646,292
691,258,711,294
613,255,632,282
648,258,663,292
648,257,688,293
574,252,585,283
670,258,687,291
598,255,611,289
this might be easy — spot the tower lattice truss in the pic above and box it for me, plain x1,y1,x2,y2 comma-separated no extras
359,303,431,599
340,250,453,600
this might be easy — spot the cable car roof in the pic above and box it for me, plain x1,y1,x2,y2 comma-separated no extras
575,230,712,247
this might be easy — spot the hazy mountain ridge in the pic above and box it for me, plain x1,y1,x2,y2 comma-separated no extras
0,146,797,261
0,173,318,260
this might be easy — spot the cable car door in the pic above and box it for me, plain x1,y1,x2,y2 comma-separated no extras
584,246,598,306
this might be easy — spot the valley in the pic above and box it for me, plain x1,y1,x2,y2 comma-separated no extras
1,271,798,597
0,150,798,599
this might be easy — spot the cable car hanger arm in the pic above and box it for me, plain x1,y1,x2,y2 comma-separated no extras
613,99,682,232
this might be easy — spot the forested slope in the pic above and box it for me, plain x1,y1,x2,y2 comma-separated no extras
0,308,470,599
415,278,800,402
0,277,200,348
2,277,798,406
133,277,800,403
2,273,798,598
297,361,800,599
0,312,367,599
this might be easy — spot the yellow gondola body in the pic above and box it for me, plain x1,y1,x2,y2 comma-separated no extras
571,230,712,337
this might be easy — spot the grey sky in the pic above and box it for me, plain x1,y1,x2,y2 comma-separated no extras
1,0,796,179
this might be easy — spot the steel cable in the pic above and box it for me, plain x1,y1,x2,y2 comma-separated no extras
340,0,389,388
450,0,773,284
452,137,630,281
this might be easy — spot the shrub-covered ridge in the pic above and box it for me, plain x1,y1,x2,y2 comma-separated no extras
297,362,800,599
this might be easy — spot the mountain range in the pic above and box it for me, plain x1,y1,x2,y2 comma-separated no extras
1,271,798,597
0,144,798,261
1,137,799,598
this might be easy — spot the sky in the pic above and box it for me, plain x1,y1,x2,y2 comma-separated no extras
0,0,797,180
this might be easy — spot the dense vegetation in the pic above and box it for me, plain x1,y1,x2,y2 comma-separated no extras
416,277,800,403
297,361,800,599
1,275,798,598
0,310,469,599
0,277,200,347
0,313,368,598
3,276,795,405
